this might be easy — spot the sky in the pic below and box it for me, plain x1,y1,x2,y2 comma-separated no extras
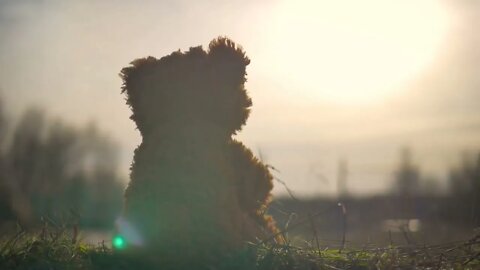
0,0,479,197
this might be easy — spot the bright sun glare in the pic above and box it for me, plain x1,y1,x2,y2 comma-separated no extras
265,0,451,105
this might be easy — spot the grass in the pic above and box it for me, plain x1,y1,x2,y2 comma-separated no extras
0,224,479,270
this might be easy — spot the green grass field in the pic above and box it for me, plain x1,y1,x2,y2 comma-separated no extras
1,225,479,270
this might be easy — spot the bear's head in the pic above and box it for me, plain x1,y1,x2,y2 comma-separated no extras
120,37,252,140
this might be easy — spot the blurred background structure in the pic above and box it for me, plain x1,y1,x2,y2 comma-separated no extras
0,0,479,244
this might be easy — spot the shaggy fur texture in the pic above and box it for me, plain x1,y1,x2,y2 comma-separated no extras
120,37,280,258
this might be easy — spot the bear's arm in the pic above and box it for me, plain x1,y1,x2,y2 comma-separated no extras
228,140,273,214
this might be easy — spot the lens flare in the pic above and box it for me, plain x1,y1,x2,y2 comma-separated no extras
114,217,144,247
112,235,126,250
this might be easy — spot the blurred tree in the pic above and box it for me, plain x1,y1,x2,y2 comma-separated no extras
67,122,123,228
0,97,6,148
0,97,14,221
392,147,420,197
420,176,442,196
0,103,124,228
449,153,478,194
390,147,421,219
31,120,77,218
448,152,480,226
83,169,124,227
6,108,46,223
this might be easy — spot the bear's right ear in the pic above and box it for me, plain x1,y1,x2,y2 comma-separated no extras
119,56,158,136
120,56,158,96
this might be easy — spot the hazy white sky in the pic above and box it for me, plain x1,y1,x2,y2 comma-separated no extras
1,0,479,197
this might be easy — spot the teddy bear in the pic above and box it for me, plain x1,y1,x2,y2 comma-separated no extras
118,37,280,261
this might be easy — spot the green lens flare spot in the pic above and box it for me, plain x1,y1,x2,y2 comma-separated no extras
112,235,126,250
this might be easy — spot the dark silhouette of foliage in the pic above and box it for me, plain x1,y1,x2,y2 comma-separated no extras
0,105,124,228
448,152,480,226
0,98,13,221
392,147,420,197
389,147,422,220
6,108,46,223
120,37,279,261
0,97,6,148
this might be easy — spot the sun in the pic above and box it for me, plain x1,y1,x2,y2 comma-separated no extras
261,0,451,105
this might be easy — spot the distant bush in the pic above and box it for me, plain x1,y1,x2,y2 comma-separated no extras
448,152,480,227
0,101,124,229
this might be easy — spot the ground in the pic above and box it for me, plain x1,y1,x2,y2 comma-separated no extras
0,225,479,269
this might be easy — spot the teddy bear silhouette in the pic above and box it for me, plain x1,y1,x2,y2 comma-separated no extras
119,37,280,259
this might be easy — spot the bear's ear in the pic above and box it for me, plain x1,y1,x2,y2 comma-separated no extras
207,37,252,135
120,56,158,96
208,37,249,62
208,37,250,69
119,56,159,136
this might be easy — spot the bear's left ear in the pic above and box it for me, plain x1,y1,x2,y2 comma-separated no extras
208,37,250,71
209,37,249,63
204,38,252,136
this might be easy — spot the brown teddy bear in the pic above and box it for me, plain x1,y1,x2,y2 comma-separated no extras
118,37,280,261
